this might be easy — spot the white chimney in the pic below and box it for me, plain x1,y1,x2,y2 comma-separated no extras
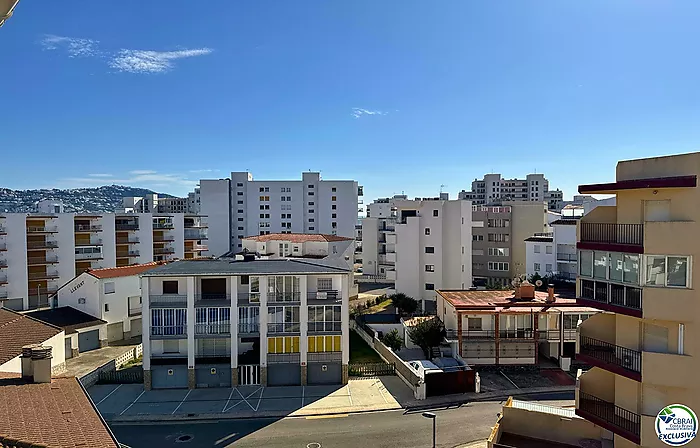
31,345,53,384
20,344,39,380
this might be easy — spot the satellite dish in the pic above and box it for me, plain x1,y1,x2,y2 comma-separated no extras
535,280,543,287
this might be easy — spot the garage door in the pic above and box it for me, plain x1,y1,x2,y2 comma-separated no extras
64,337,73,359
107,322,124,342
78,330,100,353
195,365,231,388
152,365,188,389
131,318,142,337
267,364,301,386
308,362,342,385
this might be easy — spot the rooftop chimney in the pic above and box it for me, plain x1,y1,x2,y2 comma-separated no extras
31,345,53,384
20,344,39,380
546,284,555,303
519,280,536,300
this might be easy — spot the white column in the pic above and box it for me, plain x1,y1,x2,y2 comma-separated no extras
341,274,350,365
259,276,268,368
299,276,308,365
230,276,238,369
141,277,151,371
187,276,195,369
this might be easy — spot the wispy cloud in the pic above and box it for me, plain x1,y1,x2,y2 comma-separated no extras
108,48,213,74
61,170,198,191
88,173,113,178
40,34,99,58
129,169,157,175
189,169,219,174
351,108,387,119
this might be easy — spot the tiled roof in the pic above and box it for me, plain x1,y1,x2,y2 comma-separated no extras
243,233,352,243
0,309,62,366
87,262,160,279
0,374,119,448
437,289,580,310
23,307,106,335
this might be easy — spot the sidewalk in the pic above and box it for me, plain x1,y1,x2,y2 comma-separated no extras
63,338,141,378
400,385,575,410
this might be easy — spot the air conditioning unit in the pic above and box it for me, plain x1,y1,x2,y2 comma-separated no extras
317,292,327,300
622,355,633,368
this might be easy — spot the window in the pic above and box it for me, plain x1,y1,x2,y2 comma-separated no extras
308,202,314,206
267,306,300,333
102,282,115,295
281,196,286,201
151,308,187,336
425,265,435,272
546,263,552,272
431,210,438,217
332,196,337,201
488,234,509,242
237,200,243,204
238,235,244,239
534,263,541,272
293,245,299,252
488,261,509,271
646,255,689,287
425,228,431,235
462,246,465,254
238,218,244,222
308,305,342,333
467,317,482,331
286,196,291,201
162,281,178,294
425,283,435,290
309,226,315,231
260,213,265,219
332,213,337,219
309,209,314,213
472,234,483,241
238,226,244,231
332,222,337,229
259,196,265,201
259,187,264,192
488,247,509,257
308,192,314,196
309,218,315,223
425,247,435,254
546,246,553,254
104,303,109,312
308,184,314,188
237,182,244,187
593,251,607,279
332,245,337,254
534,245,541,253
332,204,336,210
267,336,300,354
580,250,593,277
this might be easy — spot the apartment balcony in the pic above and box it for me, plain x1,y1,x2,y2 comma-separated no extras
0,274,7,285
27,254,59,265
238,322,260,334
237,292,260,306
26,240,59,249
267,291,301,304
26,226,58,233
578,223,644,254
578,279,642,317
74,224,102,232
150,326,187,338
0,243,5,251
267,323,301,334
195,323,231,336
153,247,175,255
556,253,577,262
75,238,103,247
116,250,140,258
308,322,342,333
577,335,641,381
194,293,231,307
0,290,7,299
153,222,175,230
445,329,496,340
184,220,208,229
184,230,208,240
116,237,139,245
27,270,60,280
0,258,7,268
576,391,640,445
186,244,208,252
115,223,139,231
307,290,340,304
379,225,395,232
128,306,142,317
538,329,578,341
0,226,6,234
75,251,103,261
153,235,176,242
149,294,188,307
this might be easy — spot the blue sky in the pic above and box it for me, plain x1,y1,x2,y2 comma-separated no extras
2,1,700,201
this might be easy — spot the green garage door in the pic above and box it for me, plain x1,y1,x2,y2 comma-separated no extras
78,330,100,353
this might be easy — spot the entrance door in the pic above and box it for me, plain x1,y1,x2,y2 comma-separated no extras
238,365,260,385
644,200,670,222
64,337,73,359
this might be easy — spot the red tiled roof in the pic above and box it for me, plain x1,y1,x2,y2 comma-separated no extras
0,374,119,448
0,309,62,366
437,289,581,311
243,233,352,243
87,262,160,279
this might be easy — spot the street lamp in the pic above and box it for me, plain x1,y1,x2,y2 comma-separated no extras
422,412,436,448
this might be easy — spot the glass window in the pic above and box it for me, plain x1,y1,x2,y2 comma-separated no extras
162,281,178,294
534,245,541,253
609,252,623,282
467,317,482,331
580,251,592,277
593,251,608,279
624,254,639,284
104,282,115,294
667,256,688,287
645,256,667,286
546,246,552,254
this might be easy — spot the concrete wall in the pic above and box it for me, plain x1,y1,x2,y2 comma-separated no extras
361,218,380,275
58,273,101,318
0,330,66,373
200,179,231,257
510,202,547,278
525,241,556,277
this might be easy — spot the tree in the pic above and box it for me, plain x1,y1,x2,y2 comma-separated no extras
407,317,446,357
381,329,403,352
390,293,419,315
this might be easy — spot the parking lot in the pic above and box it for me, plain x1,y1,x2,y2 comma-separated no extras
89,377,405,421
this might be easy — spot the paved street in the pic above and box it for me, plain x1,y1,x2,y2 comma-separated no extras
111,393,574,448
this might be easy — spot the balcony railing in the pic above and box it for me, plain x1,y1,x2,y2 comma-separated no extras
267,353,301,364
116,250,140,257
26,240,59,249
150,294,188,306
153,222,175,229
308,322,342,333
580,223,643,247
446,329,496,339
307,290,340,302
128,306,142,317
556,253,577,262
74,224,102,232
0,290,8,299
0,259,7,267
27,255,59,265
499,329,535,339
268,291,301,303
0,243,5,251
151,326,187,337
27,226,58,233
538,329,578,340
195,323,231,335
184,230,208,240
579,279,642,312
153,247,175,255
555,272,576,281
75,239,103,246
267,323,301,333
75,252,103,260
115,223,139,231
0,275,7,284
579,335,641,373
28,271,60,280
578,391,640,439
238,322,260,333
153,236,176,242
237,292,260,305
194,293,231,305
116,237,139,244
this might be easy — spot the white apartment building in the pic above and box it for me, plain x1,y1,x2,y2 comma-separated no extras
140,258,351,389
525,219,579,282
198,172,361,258
242,233,355,266
122,194,191,214
458,173,565,211
0,212,207,311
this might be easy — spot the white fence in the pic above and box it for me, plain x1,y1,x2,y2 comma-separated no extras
79,344,143,388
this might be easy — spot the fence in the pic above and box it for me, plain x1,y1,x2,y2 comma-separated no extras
80,344,143,388
98,368,144,384
349,362,395,377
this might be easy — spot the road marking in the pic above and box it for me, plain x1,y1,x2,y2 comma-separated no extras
306,414,348,420
96,384,122,405
500,371,519,389
376,383,389,404
171,390,192,415
254,386,264,411
301,386,305,407
222,387,236,413
347,384,353,406
215,433,238,445
119,390,145,416
225,387,262,412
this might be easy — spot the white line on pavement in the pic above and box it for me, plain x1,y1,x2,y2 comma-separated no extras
347,384,354,406
222,387,237,413
171,390,192,415
225,387,262,412
301,386,305,408
500,371,519,389
119,390,145,416
96,384,122,406
254,387,264,411
215,433,238,446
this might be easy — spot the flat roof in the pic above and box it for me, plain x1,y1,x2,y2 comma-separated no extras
142,258,351,277
243,233,352,243
579,175,697,194
23,307,106,334
524,236,553,242
437,289,596,313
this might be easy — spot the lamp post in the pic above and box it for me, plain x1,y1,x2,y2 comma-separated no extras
422,412,436,448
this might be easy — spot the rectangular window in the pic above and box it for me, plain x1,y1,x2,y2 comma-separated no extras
307,305,342,333
425,265,435,272
425,228,431,235
104,282,115,294
281,196,286,201
534,263,541,272
467,317,482,331
332,213,337,219
425,283,435,290
309,209,314,213
433,210,439,217
534,245,541,253
151,308,187,336
317,278,333,291
646,255,689,287
331,187,336,192
259,196,265,201
308,202,314,206
260,213,265,219
237,182,244,187
267,336,300,354
104,303,109,312
237,192,243,196
545,263,552,272
580,250,593,277
425,247,435,254
309,226,315,231
308,184,314,188
332,196,337,201
332,204,336,210
237,200,243,204
309,218,314,223
593,251,607,279
308,192,314,196
610,252,623,282
260,187,264,192
162,281,178,294
546,246,552,254
267,305,300,333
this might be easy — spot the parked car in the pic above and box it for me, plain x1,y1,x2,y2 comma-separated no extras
408,360,442,378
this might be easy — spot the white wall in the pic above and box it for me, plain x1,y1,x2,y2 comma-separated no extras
0,330,66,373
201,179,232,257
4,214,28,307
525,241,556,277
57,273,101,318
361,218,380,275
101,215,117,267
150,339,189,356
102,275,143,326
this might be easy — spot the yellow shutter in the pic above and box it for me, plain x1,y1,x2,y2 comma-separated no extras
268,338,276,354
316,336,324,352
284,337,292,353
333,336,341,352
276,337,283,354
325,336,333,353
292,337,300,353
308,336,316,353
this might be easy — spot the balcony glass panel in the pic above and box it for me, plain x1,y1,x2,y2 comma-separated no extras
593,251,608,279
668,256,688,287
645,256,666,286
609,252,623,282
580,250,593,277
623,254,639,283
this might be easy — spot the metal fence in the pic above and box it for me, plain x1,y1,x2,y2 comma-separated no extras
98,368,144,384
579,335,641,373
348,362,395,377
578,391,640,437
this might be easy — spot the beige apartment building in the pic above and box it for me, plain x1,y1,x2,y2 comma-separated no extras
574,152,699,447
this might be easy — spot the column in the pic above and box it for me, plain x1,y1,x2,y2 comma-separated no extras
341,274,350,385
259,276,268,386
186,276,196,389
299,275,308,386
230,276,239,386
141,276,152,390
494,313,500,366
457,311,463,357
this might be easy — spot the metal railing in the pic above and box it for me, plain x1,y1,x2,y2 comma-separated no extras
153,247,175,255
499,329,536,339
238,292,260,304
75,238,103,246
578,391,640,437
580,279,642,311
184,230,208,240
128,306,142,317
267,291,301,303
0,259,7,267
115,223,139,231
556,272,577,281
74,224,102,232
149,294,188,306
27,226,58,233
308,322,342,333
27,255,59,264
26,240,59,249
116,237,139,244
267,353,301,364
446,329,496,339
153,236,176,242
538,329,578,340
151,326,187,337
556,253,577,262
580,223,643,246
194,323,231,335
194,293,231,302
153,222,175,229
27,271,59,280
238,322,260,333
579,335,641,373
75,252,103,260
307,290,340,301
267,323,301,333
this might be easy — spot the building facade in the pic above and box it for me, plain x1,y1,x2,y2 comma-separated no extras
141,258,351,390
458,173,565,211
574,152,700,447
0,213,207,311
197,172,361,257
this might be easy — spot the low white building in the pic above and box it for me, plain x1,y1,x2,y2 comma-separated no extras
0,308,66,374
241,233,354,266
524,235,556,278
55,262,159,343
524,218,578,282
